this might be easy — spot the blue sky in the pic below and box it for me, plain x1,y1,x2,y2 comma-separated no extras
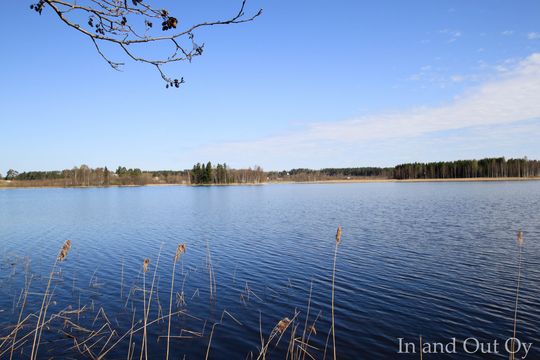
1,0,540,173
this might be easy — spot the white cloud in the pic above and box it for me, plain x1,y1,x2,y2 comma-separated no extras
182,54,540,168
502,30,514,36
528,32,540,40
408,65,461,87
301,54,540,140
439,29,462,43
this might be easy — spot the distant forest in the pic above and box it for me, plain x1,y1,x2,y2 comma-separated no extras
1,157,539,187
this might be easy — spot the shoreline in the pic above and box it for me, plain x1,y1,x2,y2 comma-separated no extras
271,177,540,184
1,177,539,190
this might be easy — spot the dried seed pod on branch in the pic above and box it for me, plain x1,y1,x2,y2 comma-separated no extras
31,0,262,87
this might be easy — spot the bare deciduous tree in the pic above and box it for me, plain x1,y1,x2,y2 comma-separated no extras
31,0,262,87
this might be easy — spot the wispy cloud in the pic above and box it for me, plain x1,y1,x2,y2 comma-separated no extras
501,30,514,36
440,29,462,43
450,75,465,82
407,64,483,89
182,54,540,169
528,32,540,40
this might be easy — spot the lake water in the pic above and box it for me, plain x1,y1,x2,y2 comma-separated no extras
1,182,540,359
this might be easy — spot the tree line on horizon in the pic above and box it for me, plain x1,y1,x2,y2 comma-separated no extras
0,162,266,187
1,157,539,187
268,157,540,181
190,162,264,184
393,157,540,179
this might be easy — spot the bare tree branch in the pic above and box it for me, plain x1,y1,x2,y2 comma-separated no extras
30,0,263,87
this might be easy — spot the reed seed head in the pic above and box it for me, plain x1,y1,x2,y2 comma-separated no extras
175,243,186,262
143,258,150,273
57,239,72,261
335,225,342,245
276,317,291,333
517,230,524,246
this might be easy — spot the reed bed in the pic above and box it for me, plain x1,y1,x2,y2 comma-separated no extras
0,239,336,360
12,223,524,360
0,229,345,360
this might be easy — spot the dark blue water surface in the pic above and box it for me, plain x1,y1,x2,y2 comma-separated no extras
1,182,540,359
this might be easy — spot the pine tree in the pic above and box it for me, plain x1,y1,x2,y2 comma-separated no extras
205,161,213,184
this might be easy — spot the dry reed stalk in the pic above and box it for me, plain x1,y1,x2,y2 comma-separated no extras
510,230,524,360
419,336,423,360
5,337,28,356
286,322,299,360
30,239,71,360
203,309,245,360
140,244,163,360
9,271,32,360
85,333,106,357
205,322,218,360
297,281,313,360
140,258,149,360
99,329,117,355
331,225,342,360
233,264,238,284
121,258,125,300
323,329,331,360
126,308,136,360
0,314,32,351
302,309,321,360
158,328,203,340
1,310,70,359
296,345,317,360
259,312,265,360
206,241,216,301
202,319,208,337
92,307,112,331
98,309,187,360
257,313,299,360
275,315,295,349
166,243,186,360
222,310,242,325
72,248,79,295
302,311,321,360
154,278,163,323
74,323,109,352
